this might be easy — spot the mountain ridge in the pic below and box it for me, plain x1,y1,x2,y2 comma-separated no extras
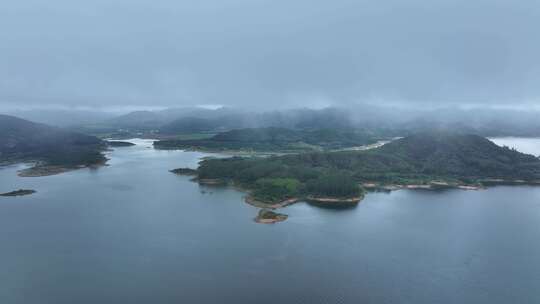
0,115,106,167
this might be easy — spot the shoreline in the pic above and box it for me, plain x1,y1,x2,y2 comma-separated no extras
17,160,108,177
362,179,540,193
155,145,295,157
191,174,540,211
244,194,363,209
197,178,227,185
245,196,300,209
306,195,363,204
254,209,288,224
362,182,483,192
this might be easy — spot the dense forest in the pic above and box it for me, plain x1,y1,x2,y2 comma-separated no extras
0,115,106,167
191,132,540,203
154,127,379,152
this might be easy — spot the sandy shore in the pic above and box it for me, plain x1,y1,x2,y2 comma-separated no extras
245,194,363,209
245,196,299,209
361,180,513,192
306,196,363,204
362,183,483,192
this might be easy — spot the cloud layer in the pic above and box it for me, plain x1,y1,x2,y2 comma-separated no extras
1,0,539,110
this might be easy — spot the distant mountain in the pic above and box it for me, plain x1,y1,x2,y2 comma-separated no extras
85,106,400,137
0,115,106,166
101,107,238,132
157,108,360,134
74,105,540,138
159,113,250,133
159,117,221,133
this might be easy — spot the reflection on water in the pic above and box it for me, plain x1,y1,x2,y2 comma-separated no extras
0,138,540,304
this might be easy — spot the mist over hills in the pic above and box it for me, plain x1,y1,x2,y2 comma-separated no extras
2,1,540,300
154,127,378,152
4,105,540,138
0,115,105,166
91,106,540,137
6,109,115,127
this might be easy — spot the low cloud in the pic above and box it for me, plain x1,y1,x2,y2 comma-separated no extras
1,0,539,110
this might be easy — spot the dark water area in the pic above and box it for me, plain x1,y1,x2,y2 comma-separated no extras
1,138,540,304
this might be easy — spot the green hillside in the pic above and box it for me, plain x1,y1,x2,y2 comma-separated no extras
187,132,540,203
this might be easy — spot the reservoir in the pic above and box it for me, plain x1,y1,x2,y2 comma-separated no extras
1,138,539,304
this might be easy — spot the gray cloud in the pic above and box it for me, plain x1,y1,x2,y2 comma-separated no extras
1,0,539,110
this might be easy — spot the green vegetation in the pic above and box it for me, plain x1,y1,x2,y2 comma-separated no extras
306,173,361,197
45,150,106,166
154,127,379,152
196,155,363,203
254,209,288,224
188,132,540,204
252,178,301,203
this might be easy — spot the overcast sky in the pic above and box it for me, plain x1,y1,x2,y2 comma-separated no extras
1,0,539,111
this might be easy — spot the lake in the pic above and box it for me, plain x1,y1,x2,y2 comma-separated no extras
1,138,540,304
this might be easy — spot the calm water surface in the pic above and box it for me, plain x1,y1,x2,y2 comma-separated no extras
1,138,540,304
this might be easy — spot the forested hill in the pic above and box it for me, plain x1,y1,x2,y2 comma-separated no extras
373,132,540,179
0,115,106,166
190,132,540,203
155,127,379,152
274,132,540,182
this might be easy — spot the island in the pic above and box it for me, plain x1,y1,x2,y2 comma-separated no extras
0,189,36,197
254,209,288,224
0,115,107,177
175,131,540,208
154,127,380,153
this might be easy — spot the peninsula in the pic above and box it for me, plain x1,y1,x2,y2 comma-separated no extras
0,115,107,176
177,132,540,207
